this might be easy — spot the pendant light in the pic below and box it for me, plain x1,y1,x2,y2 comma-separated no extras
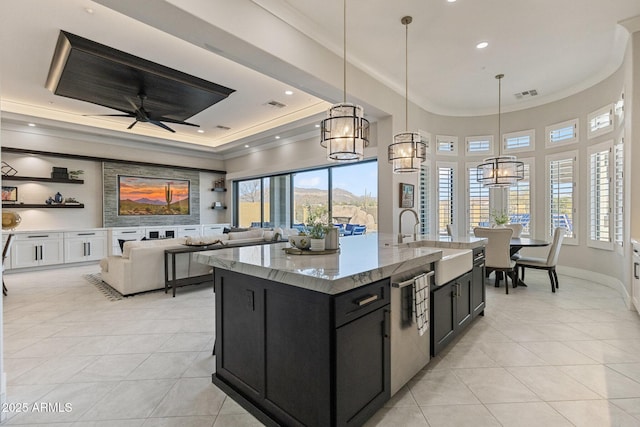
388,16,426,173
477,74,524,187
320,0,370,162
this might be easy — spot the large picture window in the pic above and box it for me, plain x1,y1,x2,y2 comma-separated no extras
234,161,378,233
588,141,612,250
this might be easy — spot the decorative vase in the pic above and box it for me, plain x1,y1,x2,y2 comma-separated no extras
494,223,506,228
310,238,326,251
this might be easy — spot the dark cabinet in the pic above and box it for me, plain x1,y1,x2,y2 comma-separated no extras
214,269,390,427
430,270,473,356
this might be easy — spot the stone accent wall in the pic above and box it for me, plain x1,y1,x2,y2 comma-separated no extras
103,162,200,227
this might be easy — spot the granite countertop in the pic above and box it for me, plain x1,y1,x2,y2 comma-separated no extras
193,233,444,295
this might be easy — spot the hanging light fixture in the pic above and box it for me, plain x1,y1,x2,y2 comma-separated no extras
477,74,524,187
320,0,369,162
388,16,426,173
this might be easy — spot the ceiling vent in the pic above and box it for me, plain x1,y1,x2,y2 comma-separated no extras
216,125,231,130
514,89,538,100
264,100,287,109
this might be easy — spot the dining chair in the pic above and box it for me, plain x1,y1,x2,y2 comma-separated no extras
504,223,524,260
515,227,566,293
473,227,517,294
2,234,15,296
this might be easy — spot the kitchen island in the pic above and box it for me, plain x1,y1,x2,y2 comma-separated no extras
195,234,442,426
194,234,477,426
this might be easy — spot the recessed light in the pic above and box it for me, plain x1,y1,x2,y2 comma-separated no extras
285,90,293,96
244,144,250,148
275,136,280,139
27,123,36,127
476,41,489,49
197,129,204,133
447,0,456,2
85,7,94,14
315,124,320,128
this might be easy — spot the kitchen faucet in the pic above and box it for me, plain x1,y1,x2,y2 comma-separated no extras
398,208,421,243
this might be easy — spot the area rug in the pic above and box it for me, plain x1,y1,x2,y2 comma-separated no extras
82,273,124,301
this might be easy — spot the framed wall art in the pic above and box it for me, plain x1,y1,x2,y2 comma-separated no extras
399,183,414,208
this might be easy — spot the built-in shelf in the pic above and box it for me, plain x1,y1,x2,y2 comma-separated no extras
2,176,84,184
211,187,227,192
2,203,85,208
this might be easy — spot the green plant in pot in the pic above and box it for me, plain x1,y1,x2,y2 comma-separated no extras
491,210,509,227
305,204,330,250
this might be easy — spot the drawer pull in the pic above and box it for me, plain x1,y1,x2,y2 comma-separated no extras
355,294,379,307
28,235,49,238
77,232,95,236
121,231,137,234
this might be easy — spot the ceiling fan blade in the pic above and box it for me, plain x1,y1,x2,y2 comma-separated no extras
150,120,176,133
156,117,200,127
83,113,135,117
127,120,138,130
124,95,139,111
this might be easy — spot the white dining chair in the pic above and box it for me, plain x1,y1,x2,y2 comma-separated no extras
504,223,523,238
473,227,517,294
516,227,566,293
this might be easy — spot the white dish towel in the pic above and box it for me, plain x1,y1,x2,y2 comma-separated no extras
413,273,429,336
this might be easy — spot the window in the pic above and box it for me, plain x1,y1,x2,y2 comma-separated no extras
588,141,612,249
614,137,624,248
436,135,458,156
293,169,329,226
234,161,378,232
545,119,578,147
419,163,430,235
437,162,457,235
467,165,489,234
465,136,493,155
331,162,378,230
236,178,262,228
547,151,577,244
418,130,432,155
587,104,613,139
504,129,535,153
508,159,533,237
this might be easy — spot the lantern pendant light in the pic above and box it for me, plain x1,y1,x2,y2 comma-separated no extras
477,74,524,187
320,0,370,162
388,16,426,173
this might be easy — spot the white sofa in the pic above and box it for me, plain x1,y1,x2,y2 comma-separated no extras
99,227,296,296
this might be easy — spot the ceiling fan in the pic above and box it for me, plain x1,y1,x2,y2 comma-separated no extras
88,93,199,133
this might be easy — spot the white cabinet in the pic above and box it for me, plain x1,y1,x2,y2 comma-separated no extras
177,225,201,238
64,230,107,263
109,227,145,256
202,223,230,236
11,232,64,268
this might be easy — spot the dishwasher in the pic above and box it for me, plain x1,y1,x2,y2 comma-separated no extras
390,267,434,396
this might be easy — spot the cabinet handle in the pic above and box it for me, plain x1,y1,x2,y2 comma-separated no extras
28,235,49,238
383,309,390,338
355,294,379,307
635,262,639,280
87,242,91,256
121,231,137,234
34,246,38,261
40,245,44,261
77,233,95,236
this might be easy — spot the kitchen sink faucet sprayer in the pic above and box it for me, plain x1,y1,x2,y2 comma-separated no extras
398,208,420,243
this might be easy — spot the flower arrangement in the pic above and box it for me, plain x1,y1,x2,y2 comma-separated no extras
491,210,510,226
305,204,330,239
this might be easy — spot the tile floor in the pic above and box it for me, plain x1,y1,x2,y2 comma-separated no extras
2,265,640,426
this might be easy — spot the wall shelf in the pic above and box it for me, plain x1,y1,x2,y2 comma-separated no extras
211,187,227,192
2,176,84,184
2,203,85,208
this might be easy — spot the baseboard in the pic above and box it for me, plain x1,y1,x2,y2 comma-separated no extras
556,266,631,309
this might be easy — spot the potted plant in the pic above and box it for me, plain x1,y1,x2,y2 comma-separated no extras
305,205,329,251
491,210,510,227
